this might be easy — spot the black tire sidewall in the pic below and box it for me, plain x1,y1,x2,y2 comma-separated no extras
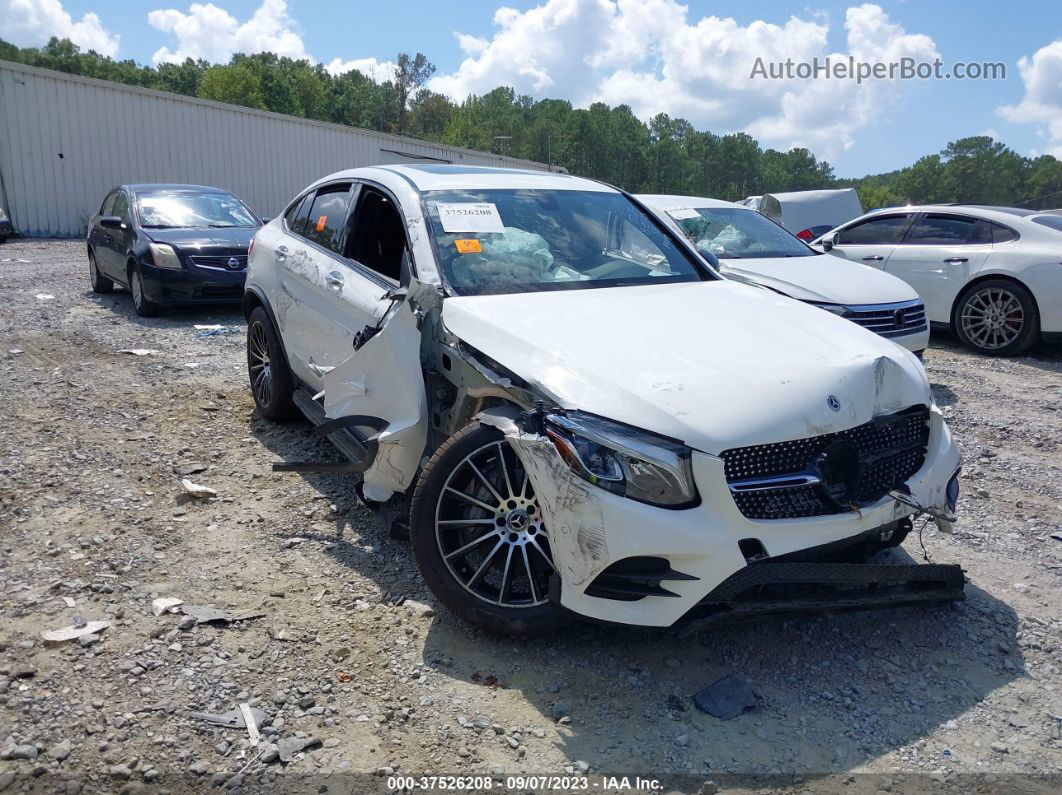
954,279,1039,356
88,251,113,293
247,307,297,421
128,264,158,317
410,421,571,637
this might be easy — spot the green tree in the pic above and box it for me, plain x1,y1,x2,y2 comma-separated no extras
392,52,435,135
197,62,265,109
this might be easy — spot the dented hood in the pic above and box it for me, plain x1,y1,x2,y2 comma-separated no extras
719,255,918,305
442,281,931,454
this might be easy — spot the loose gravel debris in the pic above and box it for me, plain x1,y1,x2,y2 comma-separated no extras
1,240,1060,792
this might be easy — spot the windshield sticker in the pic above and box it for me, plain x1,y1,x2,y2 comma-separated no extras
666,207,701,220
436,202,505,234
454,238,482,253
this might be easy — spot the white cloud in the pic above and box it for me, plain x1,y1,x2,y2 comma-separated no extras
998,39,1062,158
0,0,120,56
429,0,939,158
147,0,309,64
324,57,398,83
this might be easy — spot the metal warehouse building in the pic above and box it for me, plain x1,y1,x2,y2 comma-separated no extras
0,60,549,238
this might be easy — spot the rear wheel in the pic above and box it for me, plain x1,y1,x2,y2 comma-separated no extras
954,279,1038,356
247,306,297,421
88,249,114,293
128,263,158,317
410,421,570,637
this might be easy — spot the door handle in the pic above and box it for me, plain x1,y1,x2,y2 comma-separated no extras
325,271,345,291
943,257,968,264
861,255,884,262
275,245,288,261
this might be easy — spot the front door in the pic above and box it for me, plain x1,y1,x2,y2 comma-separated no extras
883,212,991,324
825,212,916,271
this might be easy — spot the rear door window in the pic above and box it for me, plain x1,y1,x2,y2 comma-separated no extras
837,214,913,245
302,184,353,252
285,194,312,236
904,214,988,245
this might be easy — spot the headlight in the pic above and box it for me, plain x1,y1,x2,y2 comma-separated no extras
148,242,182,270
544,413,697,508
812,303,851,317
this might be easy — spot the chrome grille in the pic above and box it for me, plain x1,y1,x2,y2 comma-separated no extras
721,406,930,520
845,300,927,339
190,254,247,271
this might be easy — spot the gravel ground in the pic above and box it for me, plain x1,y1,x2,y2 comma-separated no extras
1,239,1060,794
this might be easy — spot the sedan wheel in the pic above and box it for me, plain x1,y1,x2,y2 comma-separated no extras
411,422,570,636
129,266,158,317
956,279,1038,356
245,307,297,421
88,251,114,294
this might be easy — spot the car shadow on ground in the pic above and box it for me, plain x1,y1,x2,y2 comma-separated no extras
929,330,1062,375
86,288,246,328
248,411,1023,784
416,571,1021,784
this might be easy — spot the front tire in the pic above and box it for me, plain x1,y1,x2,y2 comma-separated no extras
247,306,297,421
128,263,159,317
89,250,114,294
410,421,571,637
954,279,1039,356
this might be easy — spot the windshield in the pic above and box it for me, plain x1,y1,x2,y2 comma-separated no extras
664,206,815,259
136,191,259,229
423,189,706,296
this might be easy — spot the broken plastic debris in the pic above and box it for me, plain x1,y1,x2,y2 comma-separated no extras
41,620,110,643
35,293,55,300
693,674,758,720
151,597,184,616
194,324,237,337
180,479,216,498
189,706,266,729
117,348,156,356
239,703,261,747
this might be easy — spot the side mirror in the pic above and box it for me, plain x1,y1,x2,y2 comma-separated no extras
822,233,837,252
99,216,123,229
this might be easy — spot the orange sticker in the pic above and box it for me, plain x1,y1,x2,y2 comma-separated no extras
455,238,482,253
316,215,327,233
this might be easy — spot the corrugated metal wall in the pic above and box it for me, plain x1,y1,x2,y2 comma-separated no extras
0,61,550,238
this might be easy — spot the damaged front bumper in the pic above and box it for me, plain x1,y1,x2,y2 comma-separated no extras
497,404,963,627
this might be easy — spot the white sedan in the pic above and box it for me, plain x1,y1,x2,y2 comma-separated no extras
637,195,930,355
813,205,1062,355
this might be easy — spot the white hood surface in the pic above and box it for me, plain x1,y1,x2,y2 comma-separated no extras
719,255,918,305
442,281,931,455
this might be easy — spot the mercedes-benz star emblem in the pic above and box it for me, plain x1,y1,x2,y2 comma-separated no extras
826,394,841,412
893,308,907,327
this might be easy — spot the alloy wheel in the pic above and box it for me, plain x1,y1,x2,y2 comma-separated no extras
248,321,273,406
960,286,1024,350
434,441,554,608
131,269,144,311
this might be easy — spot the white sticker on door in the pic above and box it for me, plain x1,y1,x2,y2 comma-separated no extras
435,203,505,234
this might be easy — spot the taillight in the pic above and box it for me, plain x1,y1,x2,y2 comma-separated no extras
796,228,814,241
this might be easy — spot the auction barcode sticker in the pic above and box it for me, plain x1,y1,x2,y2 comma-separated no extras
666,207,701,220
436,202,505,234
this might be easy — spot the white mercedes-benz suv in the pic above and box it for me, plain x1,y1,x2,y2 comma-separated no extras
243,165,964,636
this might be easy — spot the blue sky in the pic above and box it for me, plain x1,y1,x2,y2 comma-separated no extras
5,0,1062,177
